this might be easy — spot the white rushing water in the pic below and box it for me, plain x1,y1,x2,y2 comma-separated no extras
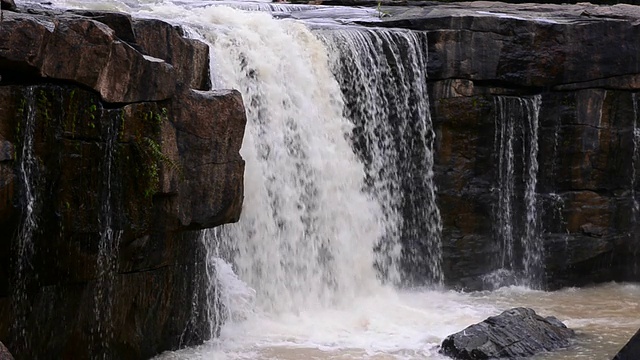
26,1,640,358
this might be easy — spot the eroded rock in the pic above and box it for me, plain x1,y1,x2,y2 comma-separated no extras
440,307,574,359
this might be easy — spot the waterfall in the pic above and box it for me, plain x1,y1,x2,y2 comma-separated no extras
632,93,640,276
492,95,543,288
317,27,442,286
12,86,40,349
522,96,541,284
192,7,386,313
93,110,122,358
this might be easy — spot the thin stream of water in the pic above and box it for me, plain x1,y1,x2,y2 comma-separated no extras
492,96,543,288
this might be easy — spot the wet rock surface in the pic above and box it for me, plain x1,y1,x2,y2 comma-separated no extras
440,307,574,359
353,1,640,290
0,8,245,360
614,328,640,360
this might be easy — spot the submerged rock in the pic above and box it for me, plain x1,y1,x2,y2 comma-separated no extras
440,307,574,359
613,328,640,360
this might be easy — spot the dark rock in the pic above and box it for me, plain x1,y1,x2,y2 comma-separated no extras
614,328,640,360
0,0,15,11
361,2,640,90
0,341,13,360
440,307,574,359
0,7,246,360
0,11,175,102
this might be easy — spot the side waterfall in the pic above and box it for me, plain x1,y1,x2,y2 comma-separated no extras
93,111,122,358
492,95,543,288
317,27,443,286
12,86,39,350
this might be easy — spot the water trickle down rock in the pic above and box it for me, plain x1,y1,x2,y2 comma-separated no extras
490,96,543,288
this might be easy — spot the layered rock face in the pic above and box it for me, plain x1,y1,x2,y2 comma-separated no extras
365,2,640,289
0,7,245,360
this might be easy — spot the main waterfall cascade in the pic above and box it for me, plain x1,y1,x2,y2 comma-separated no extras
490,96,543,289
15,1,640,359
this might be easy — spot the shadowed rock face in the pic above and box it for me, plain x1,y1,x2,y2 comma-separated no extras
0,6,246,360
440,307,574,359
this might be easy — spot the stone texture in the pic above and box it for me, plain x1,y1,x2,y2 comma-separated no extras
133,19,211,91
0,8,246,360
440,307,574,359
365,2,640,90
0,11,175,102
614,328,640,360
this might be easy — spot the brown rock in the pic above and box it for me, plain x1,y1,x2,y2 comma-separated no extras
133,19,211,90
0,12,175,102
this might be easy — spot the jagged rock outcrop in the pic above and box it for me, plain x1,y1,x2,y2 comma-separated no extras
354,2,640,290
440,307,574,359
0,6,245,360
614,328,640,360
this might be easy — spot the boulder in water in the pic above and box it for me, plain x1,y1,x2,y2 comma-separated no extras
0,341,13,360
440,307,574,359
613,328,640,360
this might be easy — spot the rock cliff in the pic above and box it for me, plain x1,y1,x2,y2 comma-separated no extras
364,1,640,289
0,6,245,360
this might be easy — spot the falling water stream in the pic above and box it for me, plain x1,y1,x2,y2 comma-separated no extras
19,0,640,359
93,111,123,358
12,86,40,351
491,96,543,288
